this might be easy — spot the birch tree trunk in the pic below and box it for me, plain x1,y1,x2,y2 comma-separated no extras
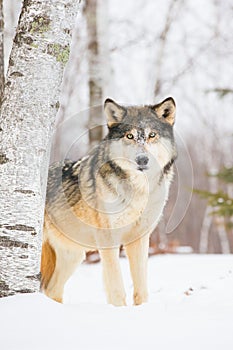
0,0,80,297
0,0,4,105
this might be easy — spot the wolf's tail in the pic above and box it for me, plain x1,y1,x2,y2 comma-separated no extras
40,240,56,291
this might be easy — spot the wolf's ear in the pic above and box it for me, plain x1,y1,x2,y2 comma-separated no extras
152,97,176,125
104,98,126,128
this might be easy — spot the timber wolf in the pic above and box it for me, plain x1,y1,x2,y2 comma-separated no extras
41,97,177,306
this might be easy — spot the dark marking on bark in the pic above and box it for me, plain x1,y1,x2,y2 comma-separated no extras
15,34,36,49
15,288,34,294
19,254,28,259
14,31,26,46
0,280,13,298
26,272,41,281
65,2,77,8
14,189,36,195
0,153,9,164
63,28,71,35
0,280,10,291
14,12,51,46
14,31,34,46
10,71,24,77
9,58,14,66
1,224,36,233
50,101,60,109
0,235,29,248
0,291,15,298
0,284,34,297
24,36,34,45
23,0,33,10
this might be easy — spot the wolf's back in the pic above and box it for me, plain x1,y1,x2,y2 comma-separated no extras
46,160,82,209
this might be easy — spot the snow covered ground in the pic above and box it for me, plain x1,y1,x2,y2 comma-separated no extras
1,254,233,350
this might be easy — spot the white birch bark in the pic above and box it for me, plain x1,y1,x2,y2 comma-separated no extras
0,0,80,297
0,0,4,104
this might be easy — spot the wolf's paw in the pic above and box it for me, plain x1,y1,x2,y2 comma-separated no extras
134,292,148,305
109,293,126,307
112,299,127,307
53,296,63,303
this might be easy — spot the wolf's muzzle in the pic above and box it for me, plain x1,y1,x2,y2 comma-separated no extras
136,154,149,170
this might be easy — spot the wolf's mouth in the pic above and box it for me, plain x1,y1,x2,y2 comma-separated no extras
137,166,148,172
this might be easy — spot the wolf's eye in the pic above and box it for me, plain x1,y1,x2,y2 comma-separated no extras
149,132,156,138
126,133,134,139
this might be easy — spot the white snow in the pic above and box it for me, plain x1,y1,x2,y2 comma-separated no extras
1,254,233,350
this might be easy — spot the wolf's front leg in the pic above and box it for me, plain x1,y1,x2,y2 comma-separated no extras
125,234,150,305
99,248,126,306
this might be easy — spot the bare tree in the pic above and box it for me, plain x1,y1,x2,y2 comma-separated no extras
0,0,4,105
199,163,231,254
0,0,80,297
154,0,183,96
85,0,103,146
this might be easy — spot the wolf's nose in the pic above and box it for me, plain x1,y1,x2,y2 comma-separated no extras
136,154,149,167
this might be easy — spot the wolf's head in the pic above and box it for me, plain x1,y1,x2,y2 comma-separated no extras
104,97,177,175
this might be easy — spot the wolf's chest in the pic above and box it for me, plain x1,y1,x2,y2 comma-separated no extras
101,175,170,242
53,173,171,249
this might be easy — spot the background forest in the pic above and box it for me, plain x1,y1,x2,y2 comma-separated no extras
2,0,233,256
